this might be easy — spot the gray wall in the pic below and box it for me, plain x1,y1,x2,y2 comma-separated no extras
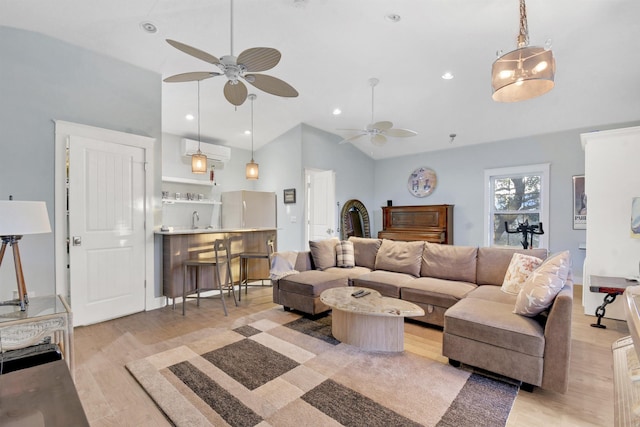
0,26,161,300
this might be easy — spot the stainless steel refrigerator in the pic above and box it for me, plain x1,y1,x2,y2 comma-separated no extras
221,190,277,229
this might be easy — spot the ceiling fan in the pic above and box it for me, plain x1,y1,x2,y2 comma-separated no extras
338,78,417,146
163,0,298,106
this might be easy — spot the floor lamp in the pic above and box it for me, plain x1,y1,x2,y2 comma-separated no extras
0,200,51,311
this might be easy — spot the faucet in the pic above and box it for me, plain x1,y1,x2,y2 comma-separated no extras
192,211,199,229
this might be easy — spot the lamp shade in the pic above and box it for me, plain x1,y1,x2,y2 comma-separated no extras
491,46,555,102
191,152,207,174
245,161,259,180
0,201,51,236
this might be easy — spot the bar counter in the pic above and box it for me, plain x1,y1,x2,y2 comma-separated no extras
156,228,277,301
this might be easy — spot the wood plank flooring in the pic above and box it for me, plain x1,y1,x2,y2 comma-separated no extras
73,285,627,426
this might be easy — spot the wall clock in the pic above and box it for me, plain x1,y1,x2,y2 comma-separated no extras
407,167,437,197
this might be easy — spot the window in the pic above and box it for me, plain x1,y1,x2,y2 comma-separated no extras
484,164,549,248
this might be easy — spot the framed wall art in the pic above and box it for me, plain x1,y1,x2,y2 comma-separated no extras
283,188,296,204
572,175,586,229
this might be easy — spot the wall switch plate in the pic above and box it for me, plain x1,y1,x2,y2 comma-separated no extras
290,216,297,223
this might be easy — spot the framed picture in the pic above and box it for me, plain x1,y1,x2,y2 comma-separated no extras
572,175,586,229
631,197,640,238
283,188,296,204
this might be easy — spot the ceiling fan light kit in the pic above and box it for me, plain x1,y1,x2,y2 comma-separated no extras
164,0,298,106
338,78,417,146
491,0,555,102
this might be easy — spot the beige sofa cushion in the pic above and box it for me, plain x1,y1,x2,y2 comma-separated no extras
352,271,415,298
309,237,339,270
401,277,477,308
445,297,545,357
278,270,347,297
514,251,571,317
348,237,382,269
476,247,548,286
374,239,424,277
421,242,477,283
501,253,544,295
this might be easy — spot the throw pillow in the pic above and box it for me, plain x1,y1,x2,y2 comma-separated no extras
374,239,424,277
309,237,339,270
501,253,544,295
348,237,382,269
514,250,572,317
336,240,355,268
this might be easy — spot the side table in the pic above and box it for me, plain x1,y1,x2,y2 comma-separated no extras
590,275,637,329
0,295,74,378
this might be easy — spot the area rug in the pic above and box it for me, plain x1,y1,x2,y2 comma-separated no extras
126,308,518,427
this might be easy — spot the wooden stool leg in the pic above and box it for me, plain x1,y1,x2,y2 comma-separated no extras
216,263,228,316
182,264,188,316
227,260,237,307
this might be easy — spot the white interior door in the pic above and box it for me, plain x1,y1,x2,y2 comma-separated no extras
69,135,146,325
306,169,336,246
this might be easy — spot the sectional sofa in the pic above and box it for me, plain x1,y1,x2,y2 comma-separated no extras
271,237,573,393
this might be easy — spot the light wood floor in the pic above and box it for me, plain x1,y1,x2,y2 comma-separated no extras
74,284,627,426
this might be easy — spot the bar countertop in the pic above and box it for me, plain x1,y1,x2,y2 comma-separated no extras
154,227,277,235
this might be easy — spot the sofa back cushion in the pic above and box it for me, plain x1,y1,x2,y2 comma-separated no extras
309,237,339,270
348,237,382,269
421,242,478,283
374,239,424,277
476,247,548,286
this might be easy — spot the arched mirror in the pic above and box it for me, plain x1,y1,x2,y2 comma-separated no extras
340,199,371,240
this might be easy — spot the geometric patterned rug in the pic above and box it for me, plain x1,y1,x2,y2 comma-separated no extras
126,307,518,427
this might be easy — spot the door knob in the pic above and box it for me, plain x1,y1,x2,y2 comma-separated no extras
72,236,82,246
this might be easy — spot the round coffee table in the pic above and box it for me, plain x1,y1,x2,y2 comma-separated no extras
320,287,425,352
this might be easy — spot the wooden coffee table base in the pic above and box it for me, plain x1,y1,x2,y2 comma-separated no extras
331,308,405,352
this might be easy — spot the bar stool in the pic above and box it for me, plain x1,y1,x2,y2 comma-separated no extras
182,239,237,316
239,235,275,301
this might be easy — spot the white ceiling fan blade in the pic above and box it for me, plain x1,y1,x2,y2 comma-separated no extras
238,47,281,72
385,128,418,138
163,72,219,83
245,74,298,97
224,80,248,106
339,133,367,144
367,121,393,131
166,39,220,65
371,134,387,146
336,128,367,132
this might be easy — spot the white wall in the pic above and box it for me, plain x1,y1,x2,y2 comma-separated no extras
582,126,640,320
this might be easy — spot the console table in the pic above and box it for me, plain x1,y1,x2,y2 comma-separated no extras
0,295,74,376
378,204,453,244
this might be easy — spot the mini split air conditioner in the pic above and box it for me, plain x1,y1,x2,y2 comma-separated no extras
181,138,231,162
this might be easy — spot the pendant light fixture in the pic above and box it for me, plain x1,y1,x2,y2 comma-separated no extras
191,80,207,174
491,0,555,102
245,93,259,180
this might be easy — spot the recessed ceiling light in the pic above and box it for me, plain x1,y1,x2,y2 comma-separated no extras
385,14,401,23
332,108,342,115
244,130,252,135
185,114,194,121
442,72,454,80
140,21,158,34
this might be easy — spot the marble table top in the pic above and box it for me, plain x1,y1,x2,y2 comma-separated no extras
320,287,425,318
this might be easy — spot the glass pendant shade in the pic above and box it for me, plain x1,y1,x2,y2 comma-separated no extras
245,160,259,180
191,151,207,174
492,47,555,102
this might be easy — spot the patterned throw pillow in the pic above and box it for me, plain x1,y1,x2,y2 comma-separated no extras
336,240,355,268
500,253,544,295
514,251,571,317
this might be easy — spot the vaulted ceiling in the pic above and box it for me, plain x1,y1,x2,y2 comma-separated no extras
2,0,639,159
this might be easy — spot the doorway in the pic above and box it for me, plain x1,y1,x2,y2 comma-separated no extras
305,169,336,248
54,121,157,326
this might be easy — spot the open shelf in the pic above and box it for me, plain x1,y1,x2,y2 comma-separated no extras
162,176,217,187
